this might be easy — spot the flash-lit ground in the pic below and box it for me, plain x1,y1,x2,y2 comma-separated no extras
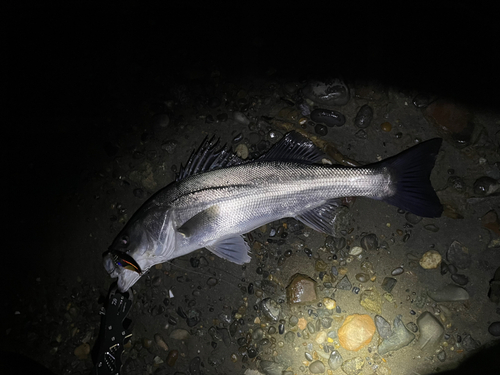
3,7,500,375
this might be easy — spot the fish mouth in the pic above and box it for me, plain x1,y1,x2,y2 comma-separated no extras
103,250,143,292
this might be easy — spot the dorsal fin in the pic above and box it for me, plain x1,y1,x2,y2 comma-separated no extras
176,136,243,181
258,131,325,164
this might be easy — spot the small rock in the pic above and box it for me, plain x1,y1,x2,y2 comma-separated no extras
355,273,369,283
378,315,415,355
375,315,392,339
405,212,423,224
416,312,444,352
233,111,250,125
424,224,439,232
235,144,249,159
341,356,365,375
286,274,317,304
451,273,469,285
474,176,500,196
489,267,500,303
381,277,397,293
302,78,350,106
428,284,469,302
446,241,471,269
462,334,481,351
338,314,376,351
155,333,168,351
74,343,90,360
354,105,373,128
309,360,325,374
261,298,281,321
315,331,327,344
323,298,336,310
349,246,363,256
391,267,404,276
481,210,500,237
170,329,190,340
437,350,446,362
260,360,283,375
360,233,378,251
328,350,343,370
311,109,346,127
336,275,352,290
166,350,179,367
419,250,442,269
359,288,382,314
488,322,500,336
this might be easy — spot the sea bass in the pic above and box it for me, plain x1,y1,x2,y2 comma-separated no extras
104,132,442,292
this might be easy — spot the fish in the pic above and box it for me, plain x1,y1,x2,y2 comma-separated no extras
103,131,442,292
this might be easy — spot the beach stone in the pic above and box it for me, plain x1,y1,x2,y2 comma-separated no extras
260,360,283,375
378,315,415,355
488,322,500,336
328,350,343,370
286,274,317,304
302,78,350,106
419,250,442,269
462,334,481,351
374,315,392,339
309,360,325,374
416,312,444,352
338,314,376,351
359,288,382,314
428,284,469,302
341,357,365,375
446,241,471,269
381,277,397,293
336,275,352,290
489,267,500,303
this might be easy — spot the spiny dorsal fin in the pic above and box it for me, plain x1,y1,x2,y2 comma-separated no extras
258,131,325,164
176,136,243,181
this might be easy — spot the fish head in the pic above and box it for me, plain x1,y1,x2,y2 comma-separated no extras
103,205,177,292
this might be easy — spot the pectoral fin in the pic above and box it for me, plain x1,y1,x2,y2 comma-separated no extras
177,205,220,237
206,236,251,265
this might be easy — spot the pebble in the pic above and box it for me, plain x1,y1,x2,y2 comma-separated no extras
424,224,439,232
354,104,373,128
375,315,392,339
235,143,249,159
328,350,343,370
405,212,422,224
413,93,434,108
381,277,397,293
314,124,328,136
169,329,190,340
336,275,352,290
416,312,444,352
166,349,179,366
309,360,325,374
302,78,350,106
437,350,446,362
323,297,336,310
206,277,218,286
380,122,392,132
349,246,363,256
419,250,442,269
155,333,168,351
311,108,346,127
378,315,415,355
360,233,378,251
341,356,365,375
355,273,369,283
488,321,500,336
261,298,281,321
451,273,469,285
473,176,500,196
391,267,404,276
286,274,318,304
233,111,250,125
446,241,471,270
260,360,283,375
161,139,178,154
428,284,469,302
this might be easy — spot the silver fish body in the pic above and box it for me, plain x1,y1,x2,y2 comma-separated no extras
104,132,442,292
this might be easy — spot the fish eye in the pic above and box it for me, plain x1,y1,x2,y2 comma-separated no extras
121,236,129,246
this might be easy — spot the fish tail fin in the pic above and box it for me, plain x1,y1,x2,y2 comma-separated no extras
376,138,443,218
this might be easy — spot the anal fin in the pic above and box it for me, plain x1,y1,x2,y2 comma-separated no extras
296,199,345,236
